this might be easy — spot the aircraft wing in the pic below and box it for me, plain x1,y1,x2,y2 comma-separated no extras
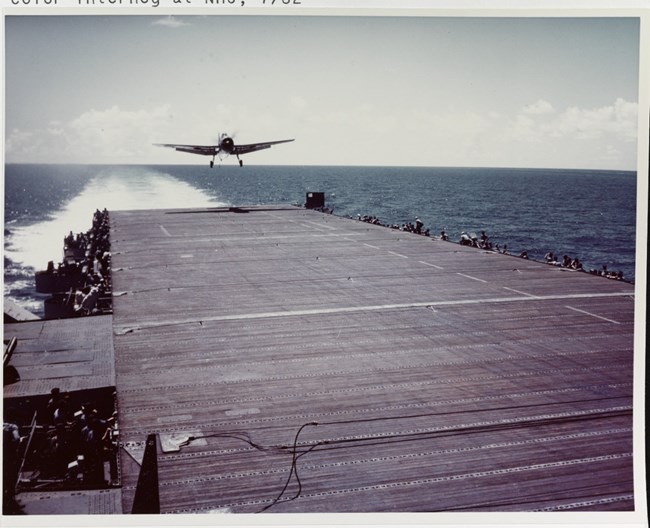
233,139,294,155
154,144,219,156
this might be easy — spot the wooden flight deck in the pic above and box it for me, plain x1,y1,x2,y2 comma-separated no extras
107,205,637,514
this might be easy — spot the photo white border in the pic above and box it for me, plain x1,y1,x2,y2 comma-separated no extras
1,2,648,528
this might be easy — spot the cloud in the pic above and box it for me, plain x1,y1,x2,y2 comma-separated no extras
488,97,639,169
152,16,189,28
70,105,174,159
522,100,555,115
6,129,36,155
504,98,638,143
6,105,174,163
602,144,621,160
5,97,639,170
390,98,638,169
508,114,540,143
547,98,638,141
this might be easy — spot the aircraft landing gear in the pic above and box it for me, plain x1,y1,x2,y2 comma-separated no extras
237,155,243,167
210,159,214,168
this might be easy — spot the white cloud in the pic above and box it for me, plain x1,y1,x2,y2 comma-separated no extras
522,100,555,115
5,97,639,170
395,97,638,169
503,98,638,144
69,105,174,160
6,129,36,156
602,144,621,160
6,105,174,164
509,114,540,143
152,16,189,28
545,98,637,141
488,98,639,169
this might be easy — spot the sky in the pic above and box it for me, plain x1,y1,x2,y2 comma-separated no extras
3,14,643,169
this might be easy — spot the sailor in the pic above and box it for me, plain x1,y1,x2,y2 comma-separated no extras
415,217,423,234
80,411,111,485
49,423,74,477
3,421,24,513
480,231,489,246
80,286,100,315
53,395,72,428
46,387,61,422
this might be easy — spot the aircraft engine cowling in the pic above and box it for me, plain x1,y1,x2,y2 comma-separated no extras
220,136,235,153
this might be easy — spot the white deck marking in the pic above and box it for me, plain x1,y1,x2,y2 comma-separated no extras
457,272,487,283
503,286,538,298
363,243,381,250
116,291,634,333
419,261,444,270
388,251,409,259
300,223,327,231
303,220,338,231
565,305,621,325
160,225,172,237
199,233,361,243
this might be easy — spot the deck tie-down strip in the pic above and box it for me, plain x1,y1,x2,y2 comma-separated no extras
114,291,633,335
170,452,633,514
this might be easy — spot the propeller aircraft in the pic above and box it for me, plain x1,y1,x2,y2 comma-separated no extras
155,133,294,167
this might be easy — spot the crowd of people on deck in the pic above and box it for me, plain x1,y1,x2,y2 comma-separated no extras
40,387,118,486
353,212,627,281
43,209,112,316
3,388,118,510
356,214,431,236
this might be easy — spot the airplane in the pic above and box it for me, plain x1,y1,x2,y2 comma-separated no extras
154,133,294,168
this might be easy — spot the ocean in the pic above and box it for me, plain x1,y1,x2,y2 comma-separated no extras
3,163,638,318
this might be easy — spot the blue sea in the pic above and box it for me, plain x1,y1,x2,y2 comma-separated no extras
3,163,638,318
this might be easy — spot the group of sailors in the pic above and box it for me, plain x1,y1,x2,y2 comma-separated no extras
40,387,118,486
46,209,112,316
591,264,625,280
544,252,583,270
542,253,625,278
458,230,506,251
356,214,431,236
3,387,118,510
354,213,626,281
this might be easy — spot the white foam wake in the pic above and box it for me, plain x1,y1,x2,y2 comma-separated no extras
5,166,226,271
